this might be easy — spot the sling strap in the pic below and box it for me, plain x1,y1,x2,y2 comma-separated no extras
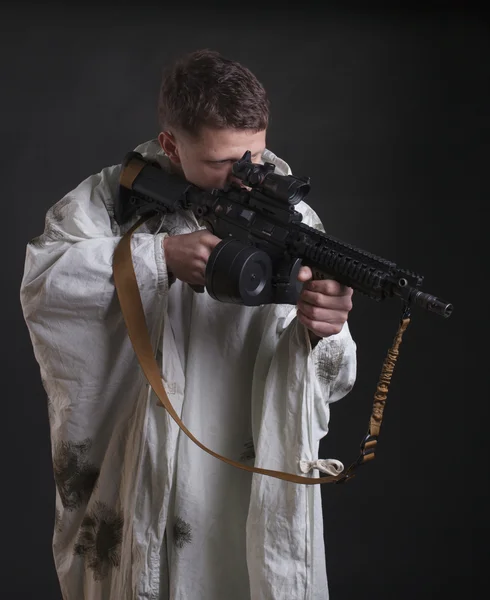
113,216,411,484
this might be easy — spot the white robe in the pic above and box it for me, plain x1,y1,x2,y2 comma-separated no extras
20,139,357,600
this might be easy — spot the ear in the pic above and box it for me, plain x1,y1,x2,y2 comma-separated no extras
158,131,181,164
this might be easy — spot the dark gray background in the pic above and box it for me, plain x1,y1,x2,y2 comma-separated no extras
2,3,488,598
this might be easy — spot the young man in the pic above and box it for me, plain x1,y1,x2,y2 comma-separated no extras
20,49,357,599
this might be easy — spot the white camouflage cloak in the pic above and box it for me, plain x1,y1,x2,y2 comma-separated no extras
20,139,357,600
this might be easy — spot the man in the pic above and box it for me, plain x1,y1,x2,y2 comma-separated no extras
20,49,357,599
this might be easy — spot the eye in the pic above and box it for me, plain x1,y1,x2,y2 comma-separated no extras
209,160,233,168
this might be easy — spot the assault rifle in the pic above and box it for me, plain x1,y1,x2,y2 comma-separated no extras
115,150,453,319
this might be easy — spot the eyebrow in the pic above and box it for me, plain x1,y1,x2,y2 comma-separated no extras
206,150,263,163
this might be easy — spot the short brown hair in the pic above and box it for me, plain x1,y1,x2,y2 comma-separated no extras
157,49,269,136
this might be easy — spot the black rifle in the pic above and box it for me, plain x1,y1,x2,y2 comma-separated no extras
115,150,453,318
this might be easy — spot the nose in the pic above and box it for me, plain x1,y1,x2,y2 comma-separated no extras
225,163,253,191
228,175,246,188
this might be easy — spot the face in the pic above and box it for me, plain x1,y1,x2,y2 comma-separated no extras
158,126,267,191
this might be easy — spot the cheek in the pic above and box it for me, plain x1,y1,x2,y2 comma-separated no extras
201,172,226,190
178,159,204,188
182,163,229,190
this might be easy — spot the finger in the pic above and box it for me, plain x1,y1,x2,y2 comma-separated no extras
297,300,350,323
196,246,213,263
191,266,206,286
299,289,353,312
297,309,344,338
302,278,353,296
201,231,222,249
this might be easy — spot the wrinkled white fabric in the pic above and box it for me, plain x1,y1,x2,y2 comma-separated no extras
20,139,357,600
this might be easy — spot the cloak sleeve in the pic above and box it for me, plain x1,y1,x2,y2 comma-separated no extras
19,163,171,456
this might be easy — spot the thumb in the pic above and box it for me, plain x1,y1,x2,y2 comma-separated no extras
297,265,313,282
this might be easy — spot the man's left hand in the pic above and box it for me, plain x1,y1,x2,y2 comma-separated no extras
296,266,354,344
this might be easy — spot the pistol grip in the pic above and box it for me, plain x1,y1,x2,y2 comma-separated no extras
189,284,205,294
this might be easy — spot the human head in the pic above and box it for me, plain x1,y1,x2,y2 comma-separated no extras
157,49,269,190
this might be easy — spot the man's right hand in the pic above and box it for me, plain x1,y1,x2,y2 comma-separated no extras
162,230,222,286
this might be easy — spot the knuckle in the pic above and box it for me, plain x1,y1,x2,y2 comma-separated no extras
310,306,322,320
298,310,310,326
305,291,324,309
203,231,220,246
313,291,325,307
303,303,318,320
300,290,314,304
343,298,353,312
328,280,342,294
196,247,210,262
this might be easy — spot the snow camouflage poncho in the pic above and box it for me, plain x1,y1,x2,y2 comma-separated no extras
20,139,357,599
